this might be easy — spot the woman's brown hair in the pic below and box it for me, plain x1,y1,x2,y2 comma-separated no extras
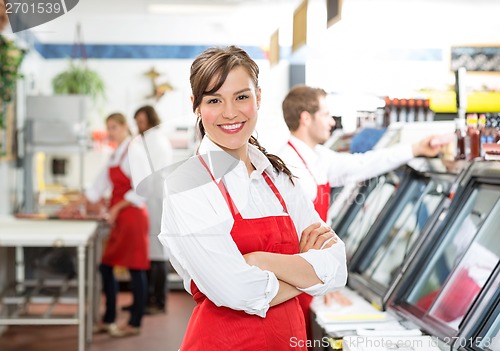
134,105,161,131
190,45,294,184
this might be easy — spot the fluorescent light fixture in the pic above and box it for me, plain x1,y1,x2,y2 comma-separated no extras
148,4,235,14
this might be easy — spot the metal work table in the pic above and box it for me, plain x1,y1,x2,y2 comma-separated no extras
0,217,102,351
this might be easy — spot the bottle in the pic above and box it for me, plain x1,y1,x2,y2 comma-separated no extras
478,114,486,157
390,98,399,125
407,99,416,123
495,113,500,143
467,114,480,160
383,96,392,127
455,118,466,160
375,107,385,128
484,114,494,144
416,99,425,122
424,99,434,122
399,99,408,122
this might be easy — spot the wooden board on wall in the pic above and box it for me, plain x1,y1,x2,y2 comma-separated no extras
292,0,308,53
269,29,279,66
327,0,342,28
451,46,500,73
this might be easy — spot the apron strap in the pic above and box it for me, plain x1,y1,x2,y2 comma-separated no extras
118,142,130,164
287,141,319,186
110,141,131,167
197,155,241,219
262,172,289,214
197,154,291,218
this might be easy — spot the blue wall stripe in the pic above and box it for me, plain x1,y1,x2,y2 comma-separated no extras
36,43,267,60
29,38,441,62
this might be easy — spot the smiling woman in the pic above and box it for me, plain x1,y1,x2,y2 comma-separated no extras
156,45,348,350
195,65,259,159
190,46,292,177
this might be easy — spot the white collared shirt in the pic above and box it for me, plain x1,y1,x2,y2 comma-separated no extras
85,137,145,207
158,137,347,318
277,135,414,202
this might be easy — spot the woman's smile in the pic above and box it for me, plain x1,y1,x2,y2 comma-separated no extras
218,121,246,133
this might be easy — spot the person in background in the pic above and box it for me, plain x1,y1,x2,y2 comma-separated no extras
131,105,172,315
277,85,448,345
157,46,347,350
74,113,149,337
0,0,8,32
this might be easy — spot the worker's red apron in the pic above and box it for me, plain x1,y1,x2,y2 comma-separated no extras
101,145,149,270
180,156,307,351
287,141,330,221
288,140,331,345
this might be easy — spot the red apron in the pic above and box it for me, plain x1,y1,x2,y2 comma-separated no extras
287,141,330,221
287,141,331,346
180,156,307,351
101,145,149,270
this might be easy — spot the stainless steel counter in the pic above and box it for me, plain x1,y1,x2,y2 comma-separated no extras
0,217,103,351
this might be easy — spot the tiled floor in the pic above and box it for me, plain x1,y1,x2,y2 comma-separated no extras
0,290,196,351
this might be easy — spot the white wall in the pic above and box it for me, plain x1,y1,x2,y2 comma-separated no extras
15,0,500,163
33,2,301,46
0,162,19,215
36,59,194,130
257,61,292,152
25,57,291,189
306,0,500,93
302,0,500,131
33,57,287,133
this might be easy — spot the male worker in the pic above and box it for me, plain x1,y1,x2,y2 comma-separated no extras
278,85,443,222
277,85,446,345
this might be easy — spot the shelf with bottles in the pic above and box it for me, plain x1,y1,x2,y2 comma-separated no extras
454,113,500,161
378,97,435,127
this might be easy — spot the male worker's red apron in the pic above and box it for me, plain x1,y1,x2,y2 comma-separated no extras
287,141,330,221
101,145,149,270
288,140,331,346
180,156,307,350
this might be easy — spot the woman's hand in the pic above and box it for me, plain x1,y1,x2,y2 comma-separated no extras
242,223,340,289
105,200,131,225
57,194,88,219
300,222,337,253
323,290,352,307
106,205,118,225
412,135,447,157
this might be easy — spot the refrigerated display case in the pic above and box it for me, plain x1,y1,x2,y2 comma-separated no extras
386,160,500,345
326,123,403,229
347,158,462,310
333,167,410,260
455,268,499,351
327,121,435,251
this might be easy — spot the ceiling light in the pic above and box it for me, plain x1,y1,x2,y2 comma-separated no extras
148,4,235,14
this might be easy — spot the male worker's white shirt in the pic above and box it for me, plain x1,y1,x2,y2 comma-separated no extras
277,135,414,202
